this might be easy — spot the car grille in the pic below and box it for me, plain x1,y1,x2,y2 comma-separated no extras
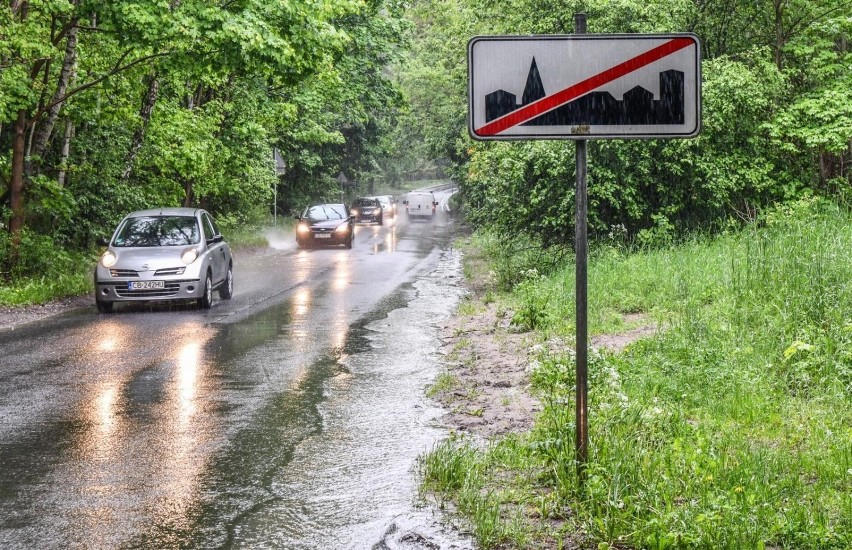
114,282,183,298
311,228,333,234
155,267,186,276
110,269,138,277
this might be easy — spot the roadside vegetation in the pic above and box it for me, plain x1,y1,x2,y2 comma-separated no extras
402,1,850,546
422,196,852,548
1,0,433,305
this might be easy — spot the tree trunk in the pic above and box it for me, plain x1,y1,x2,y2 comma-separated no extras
773,0,785,70
122,73,160,181
32,17,79,161
57,119,74,187
9,110,28,266
182,179,194,207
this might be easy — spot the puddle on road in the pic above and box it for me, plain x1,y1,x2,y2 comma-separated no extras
225,245,473,549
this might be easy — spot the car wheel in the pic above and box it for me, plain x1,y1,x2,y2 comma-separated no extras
96,299,113,314
378,215,383,226
219,264,233,299
198,271,213,309
345,232,353,249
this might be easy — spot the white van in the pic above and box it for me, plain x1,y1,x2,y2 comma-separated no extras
403,191,438,219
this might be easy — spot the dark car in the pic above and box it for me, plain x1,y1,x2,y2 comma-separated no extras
372,195,396,218
350,197,383,225
93,208,233,313
295,203,354,249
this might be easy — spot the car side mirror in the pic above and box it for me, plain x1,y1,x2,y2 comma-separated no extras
402,200,408,205
349,215,356,220
96,237,109,247
433,202,439,206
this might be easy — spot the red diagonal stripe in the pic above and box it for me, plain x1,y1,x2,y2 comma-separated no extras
475,37,695,136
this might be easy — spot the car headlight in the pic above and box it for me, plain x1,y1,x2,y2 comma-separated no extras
297,223,310,234
334,223,350,234
181,247,199,265
101,250,117,268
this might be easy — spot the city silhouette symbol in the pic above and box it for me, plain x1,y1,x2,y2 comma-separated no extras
485,58,685,126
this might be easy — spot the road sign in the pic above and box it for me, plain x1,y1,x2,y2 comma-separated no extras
468,34,701,140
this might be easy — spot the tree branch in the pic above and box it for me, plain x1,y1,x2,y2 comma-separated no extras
27,50,172,127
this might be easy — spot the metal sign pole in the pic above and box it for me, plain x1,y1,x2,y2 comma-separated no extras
574,12,589,488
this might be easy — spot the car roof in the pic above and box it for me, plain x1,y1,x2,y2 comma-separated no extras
126,207,203,218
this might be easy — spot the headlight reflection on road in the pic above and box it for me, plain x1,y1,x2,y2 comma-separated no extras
293,287,311,316
386,226,397,253
333,252,350,290
91,320,132,354
177,341,201,422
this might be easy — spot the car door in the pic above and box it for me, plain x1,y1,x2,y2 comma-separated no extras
201,213,225,284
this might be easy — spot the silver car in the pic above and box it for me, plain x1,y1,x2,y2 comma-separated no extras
94,208,233,312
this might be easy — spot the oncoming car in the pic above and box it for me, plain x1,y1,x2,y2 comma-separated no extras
94,208,233,313
350,197,383,225
372,195,396,218
295,203,354,249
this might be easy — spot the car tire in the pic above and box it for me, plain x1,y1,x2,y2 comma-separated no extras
345,232,353,249
96,298,113,313
219,264,233,299
378,215,383,226
198,271,213,309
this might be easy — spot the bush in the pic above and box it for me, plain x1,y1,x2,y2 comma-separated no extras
0,229,94,306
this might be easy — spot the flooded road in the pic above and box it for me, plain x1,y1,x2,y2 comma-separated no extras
0,189,473,549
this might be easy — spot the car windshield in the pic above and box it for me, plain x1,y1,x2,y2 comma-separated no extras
354,198,377,207
376,197,390,207
304,204,347,221
113,216,200,247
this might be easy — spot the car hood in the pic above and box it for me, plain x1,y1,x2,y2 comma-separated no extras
110,246,199,271
306,219,347,230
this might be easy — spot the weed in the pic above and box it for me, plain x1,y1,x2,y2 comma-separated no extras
427,372,458,397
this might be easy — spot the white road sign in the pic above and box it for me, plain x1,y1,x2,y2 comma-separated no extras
468,34,701,140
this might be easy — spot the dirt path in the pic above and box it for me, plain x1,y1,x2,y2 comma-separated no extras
434,300,658,440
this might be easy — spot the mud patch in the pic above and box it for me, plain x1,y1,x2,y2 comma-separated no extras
591,313,659,353
434,304,659,440
434,302,541,439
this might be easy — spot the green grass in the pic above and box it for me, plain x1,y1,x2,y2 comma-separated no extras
427,371,459,397
421,197,852,549
0,270,93,306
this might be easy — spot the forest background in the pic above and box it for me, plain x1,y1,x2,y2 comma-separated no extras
1,0,851,299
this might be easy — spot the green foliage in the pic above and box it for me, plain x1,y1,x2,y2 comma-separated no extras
0,229,93,305
2,0,408,291
424,198,852,548
399,0,851,242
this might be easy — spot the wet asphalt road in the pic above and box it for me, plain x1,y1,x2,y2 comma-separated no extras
0,190,473,549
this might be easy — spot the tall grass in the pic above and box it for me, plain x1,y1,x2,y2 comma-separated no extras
0,229,95,306
422,197,852,548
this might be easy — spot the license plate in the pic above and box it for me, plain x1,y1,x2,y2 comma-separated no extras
129,280,165,290
314,233,331,239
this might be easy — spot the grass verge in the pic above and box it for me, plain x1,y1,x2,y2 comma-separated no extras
421,196,852,549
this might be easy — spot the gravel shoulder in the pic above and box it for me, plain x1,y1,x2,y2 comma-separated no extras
433,290,658,441
0,294,93,332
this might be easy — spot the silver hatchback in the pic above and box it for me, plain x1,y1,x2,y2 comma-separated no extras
93,208,233,312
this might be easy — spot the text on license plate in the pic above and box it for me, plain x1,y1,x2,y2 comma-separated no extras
314,233,331,239
129,280,165,290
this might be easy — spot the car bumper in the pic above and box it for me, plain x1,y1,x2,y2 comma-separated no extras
95,278,204,303
300,233,350,247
